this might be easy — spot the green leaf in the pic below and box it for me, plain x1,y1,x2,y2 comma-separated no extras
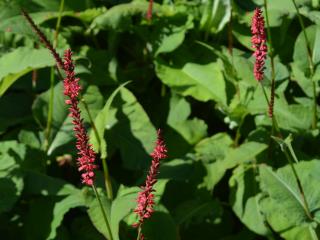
110,187,139,240
0,169,23,213
200,0,231,34
32,82,70,154
174,199,222,226
152,14,194,56
0,92,32,133
143,212,177,240
259,160,320,239
167,94,207,145
90,81,130,159
88,194,112,240
196,136,267,190
70,217,105,240
155,52,227,105
252,92,313,132
0,47,57,96
24,171,79,196
108,88,157,170
229,165,271,236
47,193,86,240
0,141,26,213
90,1,150,31
293,25,320,74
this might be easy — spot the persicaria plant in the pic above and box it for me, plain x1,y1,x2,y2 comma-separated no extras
1,1,320,239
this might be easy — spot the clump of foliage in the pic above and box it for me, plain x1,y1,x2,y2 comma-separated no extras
1,0,320,239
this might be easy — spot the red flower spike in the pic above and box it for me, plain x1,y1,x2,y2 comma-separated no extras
251,8,268,81
146,0,154,21
133,129,167,231
63,49,97,186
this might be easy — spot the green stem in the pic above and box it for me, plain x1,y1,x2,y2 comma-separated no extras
54,0,65,48
292,0,317,129
261,84,313,220
92,184,114,240
137,226,142,240
44,69,55,151
263,0,276,121
82,99,113,200
44,0,65,151
283,148,313,220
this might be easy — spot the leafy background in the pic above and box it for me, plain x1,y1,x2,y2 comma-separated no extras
1,0,320,239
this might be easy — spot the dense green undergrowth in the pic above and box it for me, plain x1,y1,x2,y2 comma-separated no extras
1,0,320,239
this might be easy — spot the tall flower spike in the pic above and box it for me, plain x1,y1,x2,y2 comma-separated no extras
63,49,97,186
133,129,167,233
251,8,268,81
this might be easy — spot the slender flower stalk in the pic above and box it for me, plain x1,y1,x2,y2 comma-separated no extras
263,0,276,119
63,49,97,186
21,9,64,69
251,8,268,82
22,9,114,197
251,6,313,222
146,0,153,21
134,129,167,240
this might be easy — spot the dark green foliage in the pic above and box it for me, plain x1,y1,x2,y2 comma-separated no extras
1,0,320,239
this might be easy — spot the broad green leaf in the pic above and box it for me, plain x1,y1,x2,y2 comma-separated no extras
0,92,32,133
200,0,231,34
281,224,319,240
0,47,56,96
156,58,227,105
108,88,157,170
0,68,31,96
291,62,314,97
18,130,42,150
174,199,222,226
110,187,140,240
47,193,86,240
70,217,105,240
151,14,194,56
293,25,320,74
90,1,150,31
196,135,267,190
159,159,194,181
24,171,79,196
167,94,207,145
0,141,26,213
229,165,271,236
0,169,23,213
90,81,130,159
32,82,70,154
252,92,313,132
195,133,233,189
143,212,177,240
79,85,104,123
88,195,112,240
260,160,320,239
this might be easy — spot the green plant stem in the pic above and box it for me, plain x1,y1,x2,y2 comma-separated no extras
54,0,65,47
44,69,55,151
283,148,313,220
82,100,113,200
292,0,317,129
92,184,114,240
263,0,276,123
44,0,65,151
137,226,142,240
261,83,313,220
